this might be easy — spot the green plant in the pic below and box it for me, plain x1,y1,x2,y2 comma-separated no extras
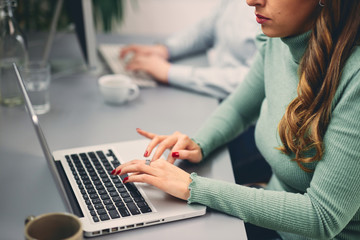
15,0,131,32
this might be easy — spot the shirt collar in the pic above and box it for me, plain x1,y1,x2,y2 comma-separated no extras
281,31,311,64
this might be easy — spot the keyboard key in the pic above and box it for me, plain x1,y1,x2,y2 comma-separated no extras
110,192,119,197
93,216,99,222
88,152,97,159
106,204,116,211
134,197,145,203
136,201,148,208
121,192,130,198
109,210,120,219
130,190,141,198
88,189,96,194
94,204,105,210
140,206,152,213
115,201,125,208
98,189,107,195
92,198,101,204
118,207,130,217
123,197,133,203
96,151,106,159
99,214,110,221
113,179,122,184
89,194,99,200
127,202,140,215
100,194,110,200
117,187,127,193
97,209,107,215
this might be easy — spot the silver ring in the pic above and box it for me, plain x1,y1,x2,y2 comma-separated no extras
145,159,151,166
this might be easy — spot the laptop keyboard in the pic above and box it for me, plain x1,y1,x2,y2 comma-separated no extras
65,150,152,222
98,44,157,88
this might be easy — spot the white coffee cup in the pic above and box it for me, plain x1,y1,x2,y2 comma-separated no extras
98,74,139,105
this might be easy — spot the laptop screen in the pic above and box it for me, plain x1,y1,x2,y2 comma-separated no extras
13,63,73,211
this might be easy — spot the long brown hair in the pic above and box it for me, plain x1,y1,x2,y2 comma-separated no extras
277,0,360,172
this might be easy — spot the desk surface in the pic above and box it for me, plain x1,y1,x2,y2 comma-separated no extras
0,33,247,240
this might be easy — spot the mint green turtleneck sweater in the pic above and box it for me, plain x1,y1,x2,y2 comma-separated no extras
189,32,360,239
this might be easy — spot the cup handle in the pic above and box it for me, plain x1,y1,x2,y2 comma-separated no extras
127,84,139,101
25,215,35,225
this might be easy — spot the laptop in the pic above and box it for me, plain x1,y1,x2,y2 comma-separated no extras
98,44,157,88
13,63,206,237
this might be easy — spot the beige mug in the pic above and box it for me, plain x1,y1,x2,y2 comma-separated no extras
25,212,82,240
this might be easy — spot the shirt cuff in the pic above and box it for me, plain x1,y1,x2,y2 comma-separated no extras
168,65,193,87
187,172,199,204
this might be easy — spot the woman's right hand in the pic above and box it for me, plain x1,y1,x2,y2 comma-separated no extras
136,128,203,164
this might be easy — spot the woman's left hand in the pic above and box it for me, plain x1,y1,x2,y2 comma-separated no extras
111,159,191,200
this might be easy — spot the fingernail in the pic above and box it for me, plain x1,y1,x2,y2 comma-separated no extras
172,152,179,158
111,169,116,175
116,169,121,175
144,151,148,157
123,177,128,183
136,128,141,131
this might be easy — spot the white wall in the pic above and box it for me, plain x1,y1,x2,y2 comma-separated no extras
114,0,221,36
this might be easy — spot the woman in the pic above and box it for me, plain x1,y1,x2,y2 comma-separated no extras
112,0,360,239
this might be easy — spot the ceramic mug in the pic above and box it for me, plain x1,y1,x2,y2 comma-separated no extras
98,74,139,105
24,212,82,240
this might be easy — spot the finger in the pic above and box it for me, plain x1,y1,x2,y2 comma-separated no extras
120,162,158,177
119,46,136,58
136,128,157,140
124,173,161,187
175,150,202,162
111,159,144,175
144,135,168,158
136,128,167,158
166,138,189,163
151,135,179,161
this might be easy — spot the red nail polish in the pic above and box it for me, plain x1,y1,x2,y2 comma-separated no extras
172,152,179,158
116,169,121,175
111,169,116,175
144,151,148,157
123,177,129,183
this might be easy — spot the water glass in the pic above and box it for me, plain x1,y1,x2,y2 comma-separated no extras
21,61,51,114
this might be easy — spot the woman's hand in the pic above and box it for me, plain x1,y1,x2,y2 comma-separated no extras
119,44,169,60
125,55,171,83
111,159,191,200
137,128,203,164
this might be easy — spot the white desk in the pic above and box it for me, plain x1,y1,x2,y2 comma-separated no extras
0,33,247,239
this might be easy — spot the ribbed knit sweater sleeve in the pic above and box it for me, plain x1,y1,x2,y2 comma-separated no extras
189,33,360,239
192,48,265,158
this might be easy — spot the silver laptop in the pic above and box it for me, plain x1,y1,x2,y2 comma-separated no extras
98,44,157,88
13,63,206,237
